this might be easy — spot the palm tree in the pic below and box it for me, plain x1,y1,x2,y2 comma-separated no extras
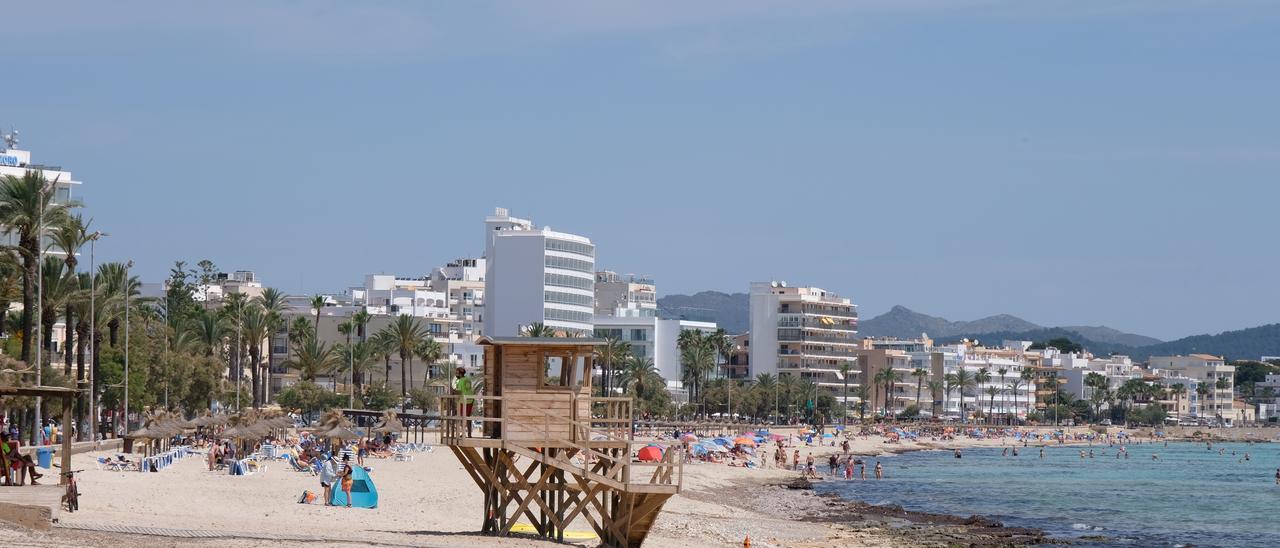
995,367,1008,423
618,356,661,398
346,340,380,397
925,379,944,417
953,368,975,423
352,308,372,341
974,368,991,424
985,386,1001,424
521,322,556,338
943,373,958,419
778,373,799,422
851,385,871,421
596,335,631,397
51,213,90,371
285,336,339,382
220,292,249,392
1006,377,1025,425
680,337,715,418
240,304,270,408
370,328,395,387
310,295,326,336
839,361,854,423
1195,382,1210,422
709,328,735,418
1020,368,1035,424
0,171,75,363
96,261,137,347
911,368,928,414
1170,383,1186,426
40,257,80,369
254,287,288,404
416,337,443,387
389,314,426,398
336,320,353,392
754,373,777,422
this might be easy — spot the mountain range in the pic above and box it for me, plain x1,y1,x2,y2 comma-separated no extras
656,292,1280,361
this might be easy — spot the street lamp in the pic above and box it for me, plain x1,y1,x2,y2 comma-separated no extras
86,231,105,441
32,177,59,444
123,259,133,435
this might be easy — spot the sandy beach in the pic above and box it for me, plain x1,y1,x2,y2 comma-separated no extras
0,426,1101,547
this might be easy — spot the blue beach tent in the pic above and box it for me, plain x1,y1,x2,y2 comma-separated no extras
330,466,379,508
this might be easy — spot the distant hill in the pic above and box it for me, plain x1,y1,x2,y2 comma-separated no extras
657,291,749,333
1059,325,1162,348
655,295,1279,362
859,305,1040,339
1126,324,1280,361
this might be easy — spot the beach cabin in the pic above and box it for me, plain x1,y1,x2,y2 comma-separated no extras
441,337,681,547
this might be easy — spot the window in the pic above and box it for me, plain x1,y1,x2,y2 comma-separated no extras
545,307,592,323
541,352,589,390
630,329,647,341
545,273,593,290
544,291,593,306
545,255,594,273
545,238,595,257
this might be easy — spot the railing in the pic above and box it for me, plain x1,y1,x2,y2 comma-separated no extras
439,393,680,489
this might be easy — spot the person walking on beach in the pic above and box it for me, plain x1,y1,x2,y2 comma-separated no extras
874,461,883,479
320,453,338,505
828,454,838,476
793,450,800,471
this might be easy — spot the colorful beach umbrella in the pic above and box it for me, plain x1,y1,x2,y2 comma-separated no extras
637,446,664,462
681,433,699,442
712,438,731,446
733,437,756,447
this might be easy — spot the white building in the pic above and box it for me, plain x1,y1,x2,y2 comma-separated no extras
483,207,595,337
594,271,657,318
748,282,859,393
594,315,716,402
1147,354,1237,424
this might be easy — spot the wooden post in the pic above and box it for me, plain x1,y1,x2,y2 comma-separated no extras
60,394,73,485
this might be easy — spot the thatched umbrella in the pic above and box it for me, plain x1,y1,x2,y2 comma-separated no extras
371,410,403,434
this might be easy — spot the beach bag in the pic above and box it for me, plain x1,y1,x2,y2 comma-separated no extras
298,490,317,504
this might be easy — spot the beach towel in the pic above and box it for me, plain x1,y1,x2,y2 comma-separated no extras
298,490,317,504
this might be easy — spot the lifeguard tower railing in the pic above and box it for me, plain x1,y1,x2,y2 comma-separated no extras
440,394,682,492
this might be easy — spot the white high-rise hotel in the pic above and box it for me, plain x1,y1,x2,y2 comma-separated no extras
484,208,596,337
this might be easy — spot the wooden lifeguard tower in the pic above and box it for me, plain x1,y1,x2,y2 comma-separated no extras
440,337,681,547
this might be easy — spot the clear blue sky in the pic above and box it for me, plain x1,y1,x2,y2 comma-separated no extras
5,2,1277,340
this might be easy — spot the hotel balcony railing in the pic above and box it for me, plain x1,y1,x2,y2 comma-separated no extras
776,320,858,331
777,332,861,345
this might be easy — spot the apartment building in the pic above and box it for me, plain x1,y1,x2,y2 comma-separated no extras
594,271,657,318
748,281,859,398
593,316,717,403
484,207,595,337
1147,354,1237,424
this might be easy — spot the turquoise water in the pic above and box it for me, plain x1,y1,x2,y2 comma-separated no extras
815,441,1280,547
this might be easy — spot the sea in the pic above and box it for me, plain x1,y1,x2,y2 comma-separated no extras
815,440,1280,547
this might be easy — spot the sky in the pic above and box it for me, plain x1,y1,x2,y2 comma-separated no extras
3,1,1277,341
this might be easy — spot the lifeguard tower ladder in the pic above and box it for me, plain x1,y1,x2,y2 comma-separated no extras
441,337,681,547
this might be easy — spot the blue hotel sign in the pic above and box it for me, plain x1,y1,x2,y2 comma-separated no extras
0,155,18,167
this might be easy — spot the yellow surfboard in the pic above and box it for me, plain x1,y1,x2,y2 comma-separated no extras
509,523,599,540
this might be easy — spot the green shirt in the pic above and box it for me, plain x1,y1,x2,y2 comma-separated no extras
453,375,474,404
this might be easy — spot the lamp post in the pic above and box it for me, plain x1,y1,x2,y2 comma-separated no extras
123,259,133,435
86,231,104,440
32,178,57,445
236,297,242,411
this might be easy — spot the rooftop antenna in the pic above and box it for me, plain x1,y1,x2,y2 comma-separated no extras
1,127,18,151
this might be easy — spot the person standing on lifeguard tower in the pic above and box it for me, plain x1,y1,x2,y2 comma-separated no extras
452,367,474,437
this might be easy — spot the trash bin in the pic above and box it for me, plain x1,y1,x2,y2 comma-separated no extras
35,447,53,469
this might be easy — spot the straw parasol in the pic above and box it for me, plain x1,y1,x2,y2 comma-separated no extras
371,410,403,434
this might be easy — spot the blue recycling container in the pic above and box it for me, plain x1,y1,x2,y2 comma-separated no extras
36,447,53,468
